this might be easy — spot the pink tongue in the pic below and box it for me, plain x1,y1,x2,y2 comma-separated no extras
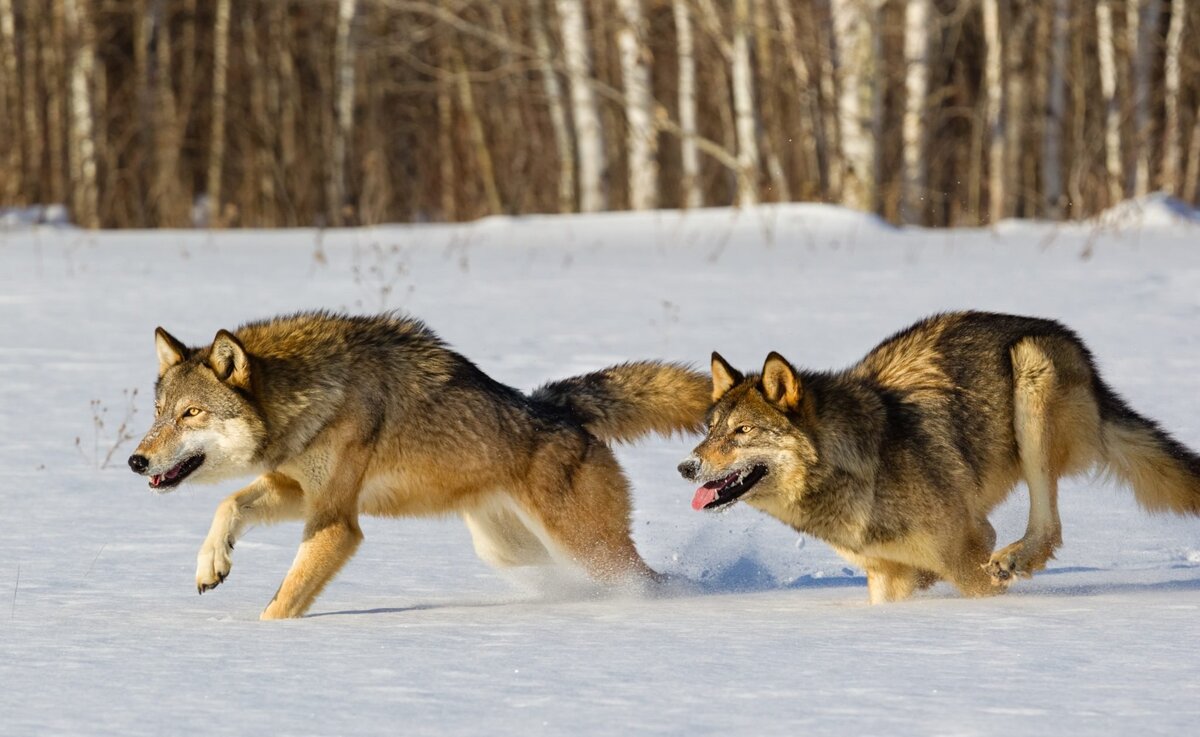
692,486,718,511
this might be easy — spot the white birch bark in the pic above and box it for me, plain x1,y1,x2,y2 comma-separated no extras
902,0,931,223
329,0,358,225
1042,0,1068,217
556,0,606,212
1128,0,1160,197
62,0,98,228
1161,0,1185,194
616,0,658,210
831,0,876,212
1097,0,1124,205
672,0,702,209
529,0,575,213
732,0,759,206
206,0,231,225
981,0,1004,222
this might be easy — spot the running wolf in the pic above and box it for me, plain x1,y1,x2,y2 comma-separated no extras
128,311,709,619
678,311,1200,603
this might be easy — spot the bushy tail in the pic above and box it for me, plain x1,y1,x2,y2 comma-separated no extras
531,361,710,443
1099,382,1200,515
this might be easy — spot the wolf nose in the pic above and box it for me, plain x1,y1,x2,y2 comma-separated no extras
128,454,149,474
678,459,700,481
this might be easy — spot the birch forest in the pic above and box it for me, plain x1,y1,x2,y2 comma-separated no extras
1,0,1199,228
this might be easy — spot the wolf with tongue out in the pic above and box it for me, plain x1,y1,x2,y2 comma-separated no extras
679,312,1200,605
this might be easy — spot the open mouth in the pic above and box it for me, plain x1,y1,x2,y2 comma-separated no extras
149,454,205,490
691,465,768,511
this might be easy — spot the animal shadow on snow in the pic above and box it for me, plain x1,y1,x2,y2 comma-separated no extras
306,562,1200,618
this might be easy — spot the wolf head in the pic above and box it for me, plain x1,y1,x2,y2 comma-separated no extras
128,327,267,492
678,352,818,513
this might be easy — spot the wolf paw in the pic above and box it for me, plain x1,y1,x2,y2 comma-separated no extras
983,535,1058,587
196,535,234,594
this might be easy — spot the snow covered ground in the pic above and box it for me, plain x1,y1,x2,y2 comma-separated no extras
2,199,1199,735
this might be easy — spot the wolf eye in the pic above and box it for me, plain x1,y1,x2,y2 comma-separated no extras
736,425,753,434
183,407,203,418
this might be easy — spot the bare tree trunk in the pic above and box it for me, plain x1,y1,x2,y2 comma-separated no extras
45,1,66,206
434,26,457,221
812,0,842,199
1184,98,1200,204
178,0,198,148
151,0,185,226
244,11,276,225
1003,5,1031,217
269,0,296,223
529,0,574,213
901,0,931,224
673,0,702,209
1161,0,1185,195
0,0,21,203
1128,0,1160,197
731,0,760,206
981,0,1004,223
752,0,790,203
62,0,98,228
1042,0,1068,218
452,50,502,216
774,0,825,198
1097,0,1124,206
206,0,231,226
556,0,606,212
615,0,658,210
831,0,877,212
19,0,43,204
132,0,152,223
329,0,358,225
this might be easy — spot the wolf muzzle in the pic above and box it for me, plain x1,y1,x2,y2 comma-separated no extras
128,454,149,473
677,458,701,481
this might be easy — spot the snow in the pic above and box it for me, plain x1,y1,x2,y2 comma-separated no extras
2,203,1200,735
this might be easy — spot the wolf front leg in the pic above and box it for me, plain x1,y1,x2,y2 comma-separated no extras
197,472,305,593
260,446,368,620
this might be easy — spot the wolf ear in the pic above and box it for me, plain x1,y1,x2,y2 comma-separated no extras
761,352,802,409
209,330,251,390
711,352,744,402
155,327,188,376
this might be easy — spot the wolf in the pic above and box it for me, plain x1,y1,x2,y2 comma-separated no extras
128,311,709,619
678,311,1200,604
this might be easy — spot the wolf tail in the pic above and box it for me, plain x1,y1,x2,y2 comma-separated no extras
1098,382,1200,515
531,361,710,443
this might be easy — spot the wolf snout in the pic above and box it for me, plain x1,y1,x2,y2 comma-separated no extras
677,458,701,481
128,454,149,474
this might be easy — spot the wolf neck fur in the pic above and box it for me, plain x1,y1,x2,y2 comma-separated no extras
775,371,891,551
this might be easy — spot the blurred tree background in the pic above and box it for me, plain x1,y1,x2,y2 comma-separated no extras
0,0,1197,229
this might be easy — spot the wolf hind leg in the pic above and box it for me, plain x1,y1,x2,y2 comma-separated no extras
197,472,305,593
462,494,554,568
516,440,662,585
985,339,1069,587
